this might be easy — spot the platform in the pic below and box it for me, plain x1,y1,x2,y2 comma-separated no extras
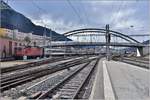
89,58,104,99
0,61,29,68
0,57,54,68
90,59,149,100
106,61,149,100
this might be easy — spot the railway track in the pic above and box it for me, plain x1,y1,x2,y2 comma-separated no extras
1,57,72,74
0,56,97,92
27,59,99,99
128,56,149,61
113,57,149,69
1,57,86,80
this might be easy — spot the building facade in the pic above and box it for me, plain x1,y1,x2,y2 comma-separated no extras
0,28,51,46
0,28,51,59
0,38,24,59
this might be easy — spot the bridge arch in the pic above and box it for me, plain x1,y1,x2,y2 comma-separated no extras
63,28,140,43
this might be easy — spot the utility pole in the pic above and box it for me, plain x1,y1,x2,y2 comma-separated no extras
105,24,111,61
49,29,52,58
43,25,46,46
64,37,67,58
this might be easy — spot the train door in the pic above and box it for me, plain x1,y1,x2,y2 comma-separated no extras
9,41,12,56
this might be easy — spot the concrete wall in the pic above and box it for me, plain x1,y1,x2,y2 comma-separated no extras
143,46,150,56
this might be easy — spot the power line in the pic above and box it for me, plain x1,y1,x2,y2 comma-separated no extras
66,0,84,24
79,1,90,26
120,1,133,28
122,1,143,30
31,0,48,36
31,0,50,27
111,1,140,31
31,0,47,14
109,1,115,25
110,1,125,27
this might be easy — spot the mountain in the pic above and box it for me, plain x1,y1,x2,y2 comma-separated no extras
142,40,150,45
0,0,71,41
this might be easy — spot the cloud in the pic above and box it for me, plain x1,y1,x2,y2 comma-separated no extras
88,0,136,6
31,14,86,33
30,0,148,38
113,19,141,29
87,1,121,5
111,9,136,22
88,3,146,34
110,9,138,29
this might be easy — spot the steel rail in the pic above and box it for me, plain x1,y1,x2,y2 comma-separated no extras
113,57,149,69
0,57,96,92
1,57,70,74
36,59,99,99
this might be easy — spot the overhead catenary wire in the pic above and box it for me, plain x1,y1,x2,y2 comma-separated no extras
31,1,50,28
79,1,90,26
66,0,84,25
78,0,94,42
31,0,50,44
109,0,116,26
110,1,125,27
111,1,144,31
31,0,47,25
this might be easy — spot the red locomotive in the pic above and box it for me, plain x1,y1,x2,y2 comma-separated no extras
14,46,44,59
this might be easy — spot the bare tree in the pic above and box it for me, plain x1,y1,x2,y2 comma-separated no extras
24,36,31,46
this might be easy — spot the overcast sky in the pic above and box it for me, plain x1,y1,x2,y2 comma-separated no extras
5,0,150,41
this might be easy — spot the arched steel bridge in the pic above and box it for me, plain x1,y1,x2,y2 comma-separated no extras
64,28,139,43
49,28,149,48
